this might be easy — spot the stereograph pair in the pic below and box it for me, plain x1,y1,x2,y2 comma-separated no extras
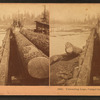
0,4,100,87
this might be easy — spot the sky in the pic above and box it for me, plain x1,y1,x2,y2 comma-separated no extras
0,3,49,19
1,4,100,21
50,4,100,21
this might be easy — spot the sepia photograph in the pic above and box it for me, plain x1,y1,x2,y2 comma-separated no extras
50,4,100,86
0,4,49,86
1,3,100,95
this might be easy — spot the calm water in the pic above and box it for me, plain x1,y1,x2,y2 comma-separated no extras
50,24,91,57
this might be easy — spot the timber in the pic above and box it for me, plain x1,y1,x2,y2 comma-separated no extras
12,28,49,79
20,29,49,56
50,26,100,86
65,42,82,55
50,43,82,65
0,6,49,85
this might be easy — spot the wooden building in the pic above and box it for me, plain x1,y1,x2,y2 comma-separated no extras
34,6,49,35
34,21,49,34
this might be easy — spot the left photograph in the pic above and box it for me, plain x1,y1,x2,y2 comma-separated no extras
0,4,49,85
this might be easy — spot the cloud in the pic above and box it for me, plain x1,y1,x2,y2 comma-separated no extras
0,3,49,18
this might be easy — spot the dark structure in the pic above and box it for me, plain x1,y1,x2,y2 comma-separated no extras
34,21,49,34
34,6,49,34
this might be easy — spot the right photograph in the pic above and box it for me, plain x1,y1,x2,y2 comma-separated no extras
50,4,100,86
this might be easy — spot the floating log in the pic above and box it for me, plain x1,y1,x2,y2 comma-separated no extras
20,29,49,56
13,28,49,79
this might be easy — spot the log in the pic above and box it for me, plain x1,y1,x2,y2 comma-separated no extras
50,55,63,65
28,57,49,78
65,42,82,55
20,29,49,56
50,43,81,65
50,56,79,86
13,28,49,79
50,53,69,65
